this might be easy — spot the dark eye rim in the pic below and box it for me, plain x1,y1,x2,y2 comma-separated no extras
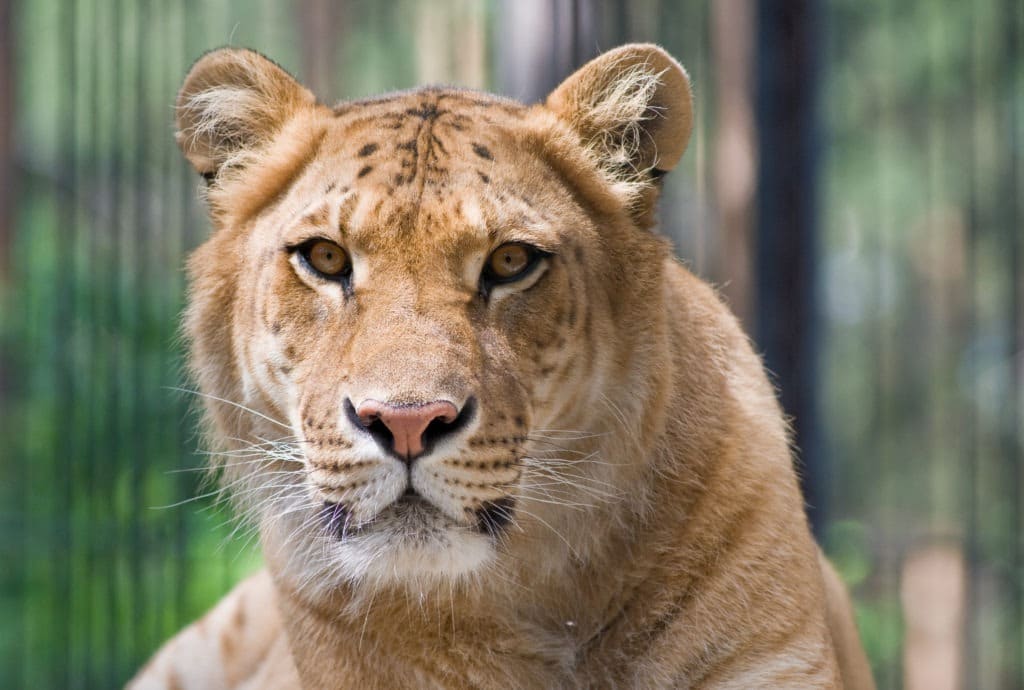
287,238,353,283
480,242,550,290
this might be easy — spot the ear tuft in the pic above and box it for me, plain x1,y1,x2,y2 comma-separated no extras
175,48,315,178
546,44,693,204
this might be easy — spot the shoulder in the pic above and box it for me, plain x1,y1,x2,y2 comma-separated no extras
127,570,298,690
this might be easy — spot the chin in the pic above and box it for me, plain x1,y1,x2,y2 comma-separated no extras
330,498,496,587
264,494,497,598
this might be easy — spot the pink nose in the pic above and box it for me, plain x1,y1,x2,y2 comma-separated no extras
355,399,460,461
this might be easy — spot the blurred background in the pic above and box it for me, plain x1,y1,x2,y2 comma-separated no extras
0,0,1020,688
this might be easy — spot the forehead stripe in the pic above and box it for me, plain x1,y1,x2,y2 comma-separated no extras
472,143,493,161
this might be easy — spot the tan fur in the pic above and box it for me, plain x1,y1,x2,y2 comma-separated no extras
129,44,873,689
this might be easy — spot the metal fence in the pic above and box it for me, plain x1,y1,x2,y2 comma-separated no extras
0,1,1020,688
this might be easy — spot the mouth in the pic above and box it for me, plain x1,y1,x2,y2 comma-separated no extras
319,492,516,541
318,491,446,540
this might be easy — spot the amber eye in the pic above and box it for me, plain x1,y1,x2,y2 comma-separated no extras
485,243,535,281
300,240,350,279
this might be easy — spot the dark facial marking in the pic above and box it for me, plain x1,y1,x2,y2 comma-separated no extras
405,103,441,120
472,143,493,161
320,501,351,539
477,497,516,537
478,171,490,184
358,165,373,179
358,142,379,157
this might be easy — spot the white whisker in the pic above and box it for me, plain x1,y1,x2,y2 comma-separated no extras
167,386,293,431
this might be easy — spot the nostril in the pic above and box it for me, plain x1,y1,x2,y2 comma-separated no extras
345,398,395,449
365,417,393,447
422,396,476,448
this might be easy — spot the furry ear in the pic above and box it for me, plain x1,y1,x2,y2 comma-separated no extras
546,43,693,201
175,48,316,178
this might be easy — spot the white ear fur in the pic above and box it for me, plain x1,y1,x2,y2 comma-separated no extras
546,44,694,202
175,48,316,178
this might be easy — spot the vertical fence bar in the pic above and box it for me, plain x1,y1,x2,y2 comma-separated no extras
172,0,191,646
0,0,17,679
55,0,78,684
711,0,755,327
1000,0,1022,683
0,0,12,281
964,2,981,685
754,0,826,535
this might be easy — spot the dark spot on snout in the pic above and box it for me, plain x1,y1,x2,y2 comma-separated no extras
358,142,379,157
358,165,373,178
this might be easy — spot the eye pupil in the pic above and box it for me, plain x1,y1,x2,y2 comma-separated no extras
485,243,537,283
305,240,350,278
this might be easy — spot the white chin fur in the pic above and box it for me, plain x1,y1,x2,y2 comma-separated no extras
264,497,494,597
332,500,494,586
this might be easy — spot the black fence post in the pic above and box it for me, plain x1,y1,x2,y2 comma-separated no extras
754,0,826,535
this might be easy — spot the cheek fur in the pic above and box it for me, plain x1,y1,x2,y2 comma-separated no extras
500,266,578,380
262,264,352,365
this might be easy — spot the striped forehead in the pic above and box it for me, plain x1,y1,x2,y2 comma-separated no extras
340,184,549,261
290,90,550,250
322,89,526,198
